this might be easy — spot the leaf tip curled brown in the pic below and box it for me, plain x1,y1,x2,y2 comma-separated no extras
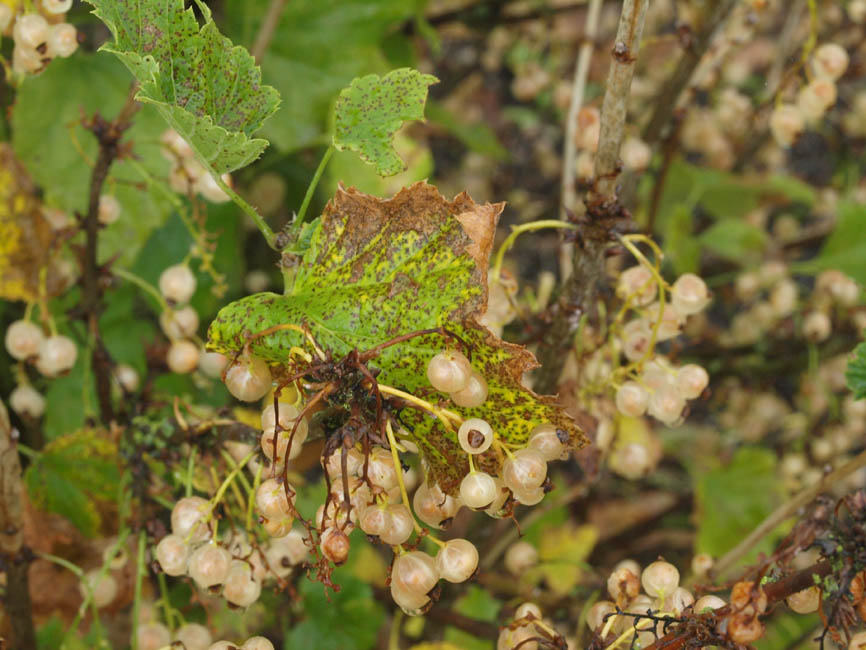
453,198,504,274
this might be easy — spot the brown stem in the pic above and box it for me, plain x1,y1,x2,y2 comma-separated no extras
250,0,289,62
641,0,739,145
0,402,36,650
534,0,649,395
80,85,140,425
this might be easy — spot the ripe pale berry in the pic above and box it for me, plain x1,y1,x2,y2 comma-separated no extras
527,423,565,462
435,538,478,583
0,5,13,32
457,418,494,455
615,381,649,417
504,541,538,576
261,402,305,433
79,569,118,608
114,364,140,392
222,561,262,607
512,485,545,506
195,172,232,203
641,560,680,599
262,516,293,538
803,311,832,342
691,552,713,576
587,600,617,631
242,638,276,650
225,356,272,402
98,194,121,225
359,504,389,536
666,587,695,614
159,264,196,304
5,320,44,360
260,429,303,466
160,306,199,340
515,602,542,622
617,266,656,306
694,594,726,612
675,364,709,400
427,350,472,393
188,544,232,589
413,481,460,529
379,504,414,545
167,340,200,374
502,448,547,493
137,623,171,650
35,335,77,376
255,479,295,520
646,301,683,340
155,534,189,576
770,104,804,147
671,273,710,316
621,319,652,362
648,385,685,424
811,43,849,81
483,477,510,517
171,496,211,543
450,371,489,408
10,385,46,418
320,526,351,565
366,447,399,490
175,623,213,650
13,14,49,48
460,471,498,509
199,351,229,378
42,0,73,13
392,551,439,596
391,580,429,614
607,566,640,605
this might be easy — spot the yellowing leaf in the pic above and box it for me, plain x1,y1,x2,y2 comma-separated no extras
533,523,597,594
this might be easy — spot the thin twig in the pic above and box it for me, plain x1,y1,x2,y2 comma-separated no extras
559,0,603,279
713,447,866,581
250,0,289,62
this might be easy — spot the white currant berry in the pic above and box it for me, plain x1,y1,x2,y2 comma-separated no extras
379,503,414,545
10,385,46,418
786,586,820,614
0,5,13,32
770,104,804,147
160,306,199,340
161,129,193,159
435,538,478,583
671,273,710,316
366,447,399,490
691,552,713,576
450,371,489,408
114,364,140,392
171,496,211,543
803,311,832,342
512,485,545,506
262,516,293,538
797,78,837,121
617,265,657,306
260,429,303,466
694,594,726,612
42,0,72,14
359,504,389,536
137,623,171,650
504,541,538,575
222,560,261,607
320,526,350,565
427,350,472,393
483,477,511,517
621,136,652,171
225,356,272,402
159,264,196,304
255,479,295,520
98,194,121,225
270,529,309,564
261,401,302,432
615,381,649,417
497,625,539,650
155,534,189,576
167,340,200,374
515,602,542,622
641,560,680,599
35,335,77,377
648,385,685,425
527,423,565,462
391,580,429,614
666,587,695,614
188,543,232,589
621,319,652,362
460,471,498,509
811,43,849,80
324,445,365,479
587,600,617,630
457,418,494,455
646,302,683,340
13,14,49,48
502,448,547,493
12,44,43,75
79,569,118,608
676,364,709,400
175,623,213,650
195,172,232,203
413,481,461,529
242,638,275,650
198,351,228,378
392,550,439,596
5,320,44,360
207,642,238,650
607,566,640,605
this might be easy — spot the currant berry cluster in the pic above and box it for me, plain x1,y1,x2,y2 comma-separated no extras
136,619,273,650
3,1,78,76
161,129,233,203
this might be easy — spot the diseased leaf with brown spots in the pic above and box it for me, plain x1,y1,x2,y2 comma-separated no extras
0,144,68,302
207,182,587,493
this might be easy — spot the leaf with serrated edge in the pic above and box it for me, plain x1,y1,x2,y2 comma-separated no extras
334,68,438,177
847,342,866,401
207,182,587,494
85,0,279,174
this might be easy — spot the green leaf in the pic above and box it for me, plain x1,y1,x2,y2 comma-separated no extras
207,183,587,493
11,54,173,265
224,0,421,152
698,218,766,264
43,361,93,442
801,201,866,284
664,204,700,274
444,586,501,650
754,611,819,650
85,0,279,175
426,100,507,160
694,447,782,563
847,342,866,400
286,575,384,650
24,429,120,536
333,68,438,176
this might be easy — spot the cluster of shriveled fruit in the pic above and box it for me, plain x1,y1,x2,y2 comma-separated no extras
3,0,77,76
155,496,310,610
161,129,232,203
769,43,849,147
